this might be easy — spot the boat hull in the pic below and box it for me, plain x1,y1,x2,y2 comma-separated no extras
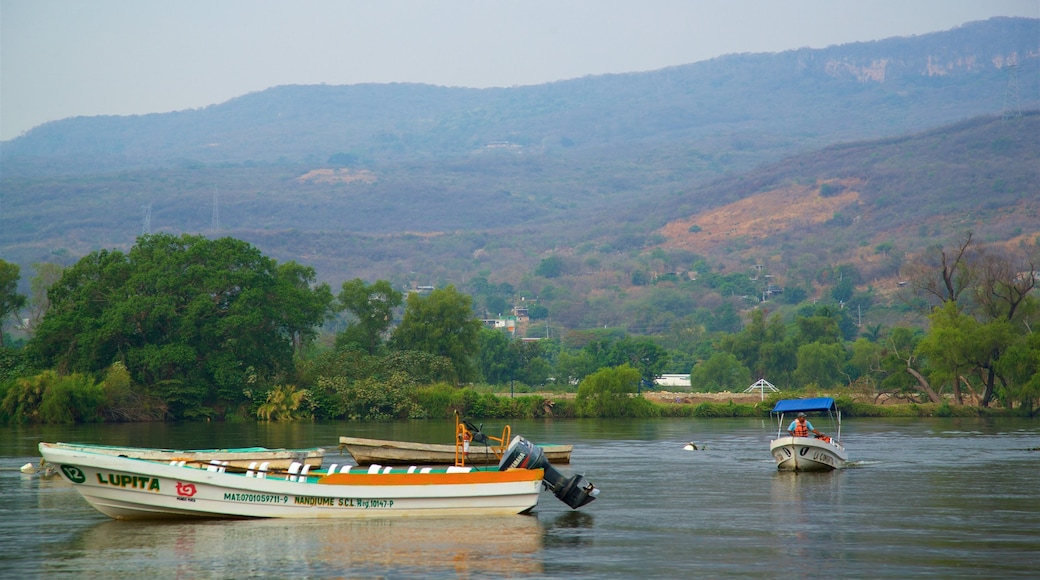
39,443,543,520
770,436,848,471
339,436,572,465
47,442,324,469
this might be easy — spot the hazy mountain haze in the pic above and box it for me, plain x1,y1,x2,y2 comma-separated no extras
1,0,1036,140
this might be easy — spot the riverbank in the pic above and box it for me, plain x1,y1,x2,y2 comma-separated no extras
495,389,1028,418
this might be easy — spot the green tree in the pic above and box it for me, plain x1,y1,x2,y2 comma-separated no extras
575,364,655,418
477,327,513,384
534,256,565,278
607,337,668,391
795,306,844,344
879,326,940,403
28,262,64,332
553,349,597,386
27,234,331,419
995,331,1040,414
276,262,334,358
916,301,1017,406
512,339,552,386
831,277,855,303
0,260,27,348
794,342,847,388
689,352,751,392
335,278,402,354
718,309,791,381
846,337,883,389
391,285,482,383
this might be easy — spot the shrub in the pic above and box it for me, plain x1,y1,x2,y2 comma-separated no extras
576,365,660,418
0,370,103,424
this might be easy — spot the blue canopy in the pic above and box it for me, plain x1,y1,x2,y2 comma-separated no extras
771,397,837,413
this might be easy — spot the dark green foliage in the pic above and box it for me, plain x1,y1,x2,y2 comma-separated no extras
690,401,760,417
302,347,457,420
334,278,402,354
819,182,844,197
0,370,104,424
575,365,660,418
411,385,562,420
527,304,549,320
0,348,30,382
391,285,482,383
689,352,751,392
535,256,565,279
25,234,331,420
0,260,27,348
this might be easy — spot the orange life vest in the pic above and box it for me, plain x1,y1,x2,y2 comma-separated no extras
793,421,809,437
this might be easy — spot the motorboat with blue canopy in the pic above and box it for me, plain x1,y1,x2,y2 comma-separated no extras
769,397,847,471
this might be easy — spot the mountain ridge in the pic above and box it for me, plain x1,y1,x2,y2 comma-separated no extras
1,18,1037,335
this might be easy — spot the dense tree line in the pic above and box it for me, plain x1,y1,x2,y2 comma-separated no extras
1,232,1037,423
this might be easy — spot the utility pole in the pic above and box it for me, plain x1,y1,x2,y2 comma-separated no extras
211,187,221,232
141,204,152,235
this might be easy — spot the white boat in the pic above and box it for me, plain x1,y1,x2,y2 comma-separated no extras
38,437,598,520
42,442,325,470
769,397,848,471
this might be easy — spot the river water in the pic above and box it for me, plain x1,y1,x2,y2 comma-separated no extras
1,417,1037,578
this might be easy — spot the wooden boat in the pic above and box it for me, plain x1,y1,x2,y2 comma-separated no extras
41,442,325,470
339,436,573,466
769,397,848,471
38,437,598,520
341,414,572,466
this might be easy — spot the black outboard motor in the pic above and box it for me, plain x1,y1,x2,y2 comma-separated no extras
498,436,599,509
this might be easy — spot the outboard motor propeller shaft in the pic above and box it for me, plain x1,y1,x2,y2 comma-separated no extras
498,436,599,509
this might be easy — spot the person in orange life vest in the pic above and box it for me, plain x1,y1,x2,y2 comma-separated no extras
787,412,822,437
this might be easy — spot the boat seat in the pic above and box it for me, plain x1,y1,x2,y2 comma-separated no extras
339,465,352,474
382,466,393,474
245,462,259,477
297,464,311,482
407,466,417,473
326,463,338,475
419,467,433,473
286,462,302,481
367,464,383,474
446,466,472,473
257,462,270,479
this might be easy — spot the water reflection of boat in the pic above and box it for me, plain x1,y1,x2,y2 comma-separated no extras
769,398,848,471
64,515,545,576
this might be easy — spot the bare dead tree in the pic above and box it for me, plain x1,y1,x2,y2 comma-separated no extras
899,231,977,311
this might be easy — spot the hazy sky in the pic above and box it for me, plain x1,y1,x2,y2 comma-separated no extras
1,0,1037,141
